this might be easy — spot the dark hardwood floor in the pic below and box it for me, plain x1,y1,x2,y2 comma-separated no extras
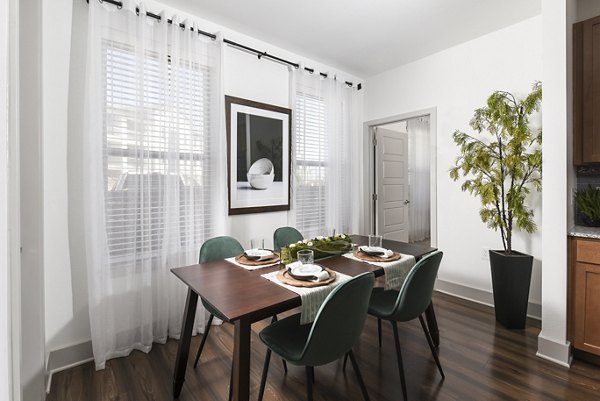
46,292,600,401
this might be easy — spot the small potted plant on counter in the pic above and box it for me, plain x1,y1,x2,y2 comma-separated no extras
574,185,600,227
449,82,542,329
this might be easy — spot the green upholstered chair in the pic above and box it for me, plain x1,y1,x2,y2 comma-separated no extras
368,251,444,401
192,236,286,400
273,226,303,249
257,272,375,401
193,236,243,365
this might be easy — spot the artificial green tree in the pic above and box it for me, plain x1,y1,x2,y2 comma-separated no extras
449,82,542,255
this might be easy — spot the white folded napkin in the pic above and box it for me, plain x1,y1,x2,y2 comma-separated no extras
382,249,394,258
313,270,330,282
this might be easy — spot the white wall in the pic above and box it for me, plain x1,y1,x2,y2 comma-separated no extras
577,0,600,21
364,17,543,307
45,0,361,356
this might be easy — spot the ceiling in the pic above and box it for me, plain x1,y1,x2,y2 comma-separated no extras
163,0,541,78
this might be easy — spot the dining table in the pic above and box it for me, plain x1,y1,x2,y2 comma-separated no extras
171,235,437,401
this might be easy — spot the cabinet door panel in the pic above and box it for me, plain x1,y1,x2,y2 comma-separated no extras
574,262,600,354
576,238,600,264
582,17,600,163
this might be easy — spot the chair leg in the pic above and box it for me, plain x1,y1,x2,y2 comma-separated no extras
271,315,288,373
342,352,349,371
193,314,214,368
418,314,445,379
257,349,272,401
348,350,371,401
378,318,382,348
391,321,408,401
228,365,233,401
306,366,315,401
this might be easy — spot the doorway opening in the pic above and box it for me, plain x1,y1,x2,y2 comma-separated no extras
364,109,437,248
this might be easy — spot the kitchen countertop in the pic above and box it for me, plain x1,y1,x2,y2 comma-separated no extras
569,225,600,239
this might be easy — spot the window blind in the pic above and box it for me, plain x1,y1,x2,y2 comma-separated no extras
102,40,213,264
294,92,327,237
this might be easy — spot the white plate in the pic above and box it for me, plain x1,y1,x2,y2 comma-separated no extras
359,246,386,254
245,249,273,258
290,264,324,277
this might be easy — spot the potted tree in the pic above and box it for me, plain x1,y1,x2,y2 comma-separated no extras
449,82,542,329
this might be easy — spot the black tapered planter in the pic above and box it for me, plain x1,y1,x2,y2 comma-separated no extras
489,250,533,329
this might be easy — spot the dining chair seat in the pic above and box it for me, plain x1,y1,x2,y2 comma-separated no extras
367,288,398,318
258,272,375,401
259,314,310,364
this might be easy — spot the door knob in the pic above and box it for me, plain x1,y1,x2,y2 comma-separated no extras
404,200,410,205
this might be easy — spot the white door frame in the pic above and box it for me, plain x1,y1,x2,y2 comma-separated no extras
363,108,437,248
1,0,22,400
0,0,13,398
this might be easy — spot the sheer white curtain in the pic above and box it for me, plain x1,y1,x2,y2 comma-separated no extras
83,0,225,369
408,117,430,242
290,68,363,238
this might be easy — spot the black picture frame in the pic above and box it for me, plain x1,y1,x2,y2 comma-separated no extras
226,96,292,215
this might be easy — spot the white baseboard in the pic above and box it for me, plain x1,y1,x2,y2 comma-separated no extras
537,334,572,367
434,278,542,320
45,340,94,393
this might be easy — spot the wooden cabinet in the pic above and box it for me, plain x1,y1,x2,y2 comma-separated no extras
573,15,600,165
568,237,600,356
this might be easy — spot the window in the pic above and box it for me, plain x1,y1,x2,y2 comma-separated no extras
294,92,327,237
102,40,214,264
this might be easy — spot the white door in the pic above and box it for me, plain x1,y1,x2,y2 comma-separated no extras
375,127,409,242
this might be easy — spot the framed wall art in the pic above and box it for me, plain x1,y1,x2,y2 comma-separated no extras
226,96,291,215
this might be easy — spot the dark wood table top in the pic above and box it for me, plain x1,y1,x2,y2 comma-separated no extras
171,235,436,323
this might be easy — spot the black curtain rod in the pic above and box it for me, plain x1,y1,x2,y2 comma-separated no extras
91,0,362,90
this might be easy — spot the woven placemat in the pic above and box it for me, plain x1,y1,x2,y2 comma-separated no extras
276,267,337,288
234,252,280,266
353,250,402,263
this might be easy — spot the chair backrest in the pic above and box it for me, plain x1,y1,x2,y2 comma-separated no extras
299,272,375,367
273,226,303,249
392,251,443,322
199,236,244,264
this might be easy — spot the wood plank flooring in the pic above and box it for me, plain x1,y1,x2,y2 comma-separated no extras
46,292,600,401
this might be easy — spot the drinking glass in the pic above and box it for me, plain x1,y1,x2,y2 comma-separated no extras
368,234,383,248
297,250,314,265
250,238,264,250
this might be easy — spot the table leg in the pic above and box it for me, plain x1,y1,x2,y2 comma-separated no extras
232,318,251,401
425,301,440,348
173,288,198,398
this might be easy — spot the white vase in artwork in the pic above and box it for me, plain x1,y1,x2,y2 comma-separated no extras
247,158,275,189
